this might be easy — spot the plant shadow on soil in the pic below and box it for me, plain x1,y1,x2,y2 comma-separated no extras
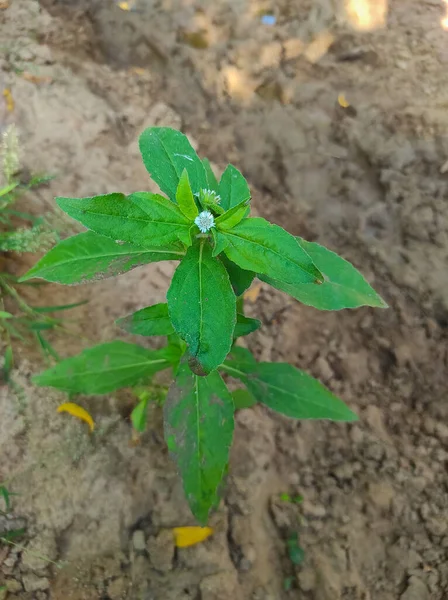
0,0,447,599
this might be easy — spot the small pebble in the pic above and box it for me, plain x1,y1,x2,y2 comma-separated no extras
132,530,146,552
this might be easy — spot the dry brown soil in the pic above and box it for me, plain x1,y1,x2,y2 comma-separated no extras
1,1,448,599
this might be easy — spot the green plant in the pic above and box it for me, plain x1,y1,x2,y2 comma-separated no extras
0,125,85,377
0,483,18,514
22,127,386,523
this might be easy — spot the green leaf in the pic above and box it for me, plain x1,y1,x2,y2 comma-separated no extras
0,182,18,198
28,321,59,331
33,341,175,394
260,238,387,310
176,169,199,220
220,254,255,296
0,486,10,511
32,300,89,313
218,165,251,210
1,528,25,542
221,360,357,422
287,533,305,566
139,127,208,199
131,396,150,433
0,311,13,319
164,361,234,524
3,346,13,381
232,389,256,409
234,314,261,338
215,200,250,231
167,242,236,374
58,193,192,248
130,191,193,246
218,218,323,285
228,345,257,364
211,228,229,257
57,193,150,245
20,232,184,284
202,158,219,192
116,303,174,337
35,332,59,361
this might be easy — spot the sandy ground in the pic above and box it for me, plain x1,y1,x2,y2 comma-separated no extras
1,0,448,598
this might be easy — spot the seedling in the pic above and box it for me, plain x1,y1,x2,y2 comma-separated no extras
22,127,386,523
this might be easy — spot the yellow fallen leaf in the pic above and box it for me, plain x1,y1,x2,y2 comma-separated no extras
338,93,350,108
117,1,131,10
3,88,14,112
57,402,95,432
173,526,213,548
244,283,262,303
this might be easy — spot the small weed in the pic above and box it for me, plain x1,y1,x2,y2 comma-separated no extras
0,483,19,513
0,125,85,397
24,126,387,524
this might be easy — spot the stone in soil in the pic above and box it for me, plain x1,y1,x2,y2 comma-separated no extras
132,530,146,552
22,573,50,592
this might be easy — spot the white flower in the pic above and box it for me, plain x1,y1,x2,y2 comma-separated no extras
194,210,215,233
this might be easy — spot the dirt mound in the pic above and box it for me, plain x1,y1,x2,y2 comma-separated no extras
1,1,447,599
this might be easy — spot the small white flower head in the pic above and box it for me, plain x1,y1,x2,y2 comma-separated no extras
195,210,215,233
199,188,221,206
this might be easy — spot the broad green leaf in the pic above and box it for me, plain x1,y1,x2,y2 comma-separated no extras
167,242,236,374
20,232,184,284
58,193,192,248
129,191,192,246
221,360,357,422
176,169,198,220
220,218,323,284
57,193,151,245
33,341,176,394
228,345,257,364
220,254,255,296
116,303,174,337
215,200,250,231
202,158,219,192
164,362,234,524
131,396,150,433
0,311,13,319
218,165,251,210
234,314,261,338
260,238,387,310
139,127,208,199
232,389,256,409
211,229,229,257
